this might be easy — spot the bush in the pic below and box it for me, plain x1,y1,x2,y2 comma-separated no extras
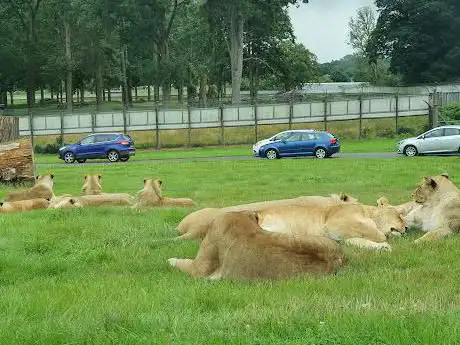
440,102,460,121
376,127,395,138
397,126,415,135
34,136,64,154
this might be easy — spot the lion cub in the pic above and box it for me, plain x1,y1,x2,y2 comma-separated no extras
135,179,195,208
0,198,50,213
6,175,55,202
168,210,345,281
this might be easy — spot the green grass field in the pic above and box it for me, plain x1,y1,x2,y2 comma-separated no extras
34,138,400,164
1,156,459,344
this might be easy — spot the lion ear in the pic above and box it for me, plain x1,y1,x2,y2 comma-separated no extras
0,201,3,207
377,197,389,207
36,175,40,180
143,179,147,185
339,192,349,202
424,177,438,189
50,174,55,179
84,175,87,180
441,172,449,179
246,211,259,224
69,198,76,205
98,175,102,181
157,179,163,186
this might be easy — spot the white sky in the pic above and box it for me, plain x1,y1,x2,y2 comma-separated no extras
289,0,376,63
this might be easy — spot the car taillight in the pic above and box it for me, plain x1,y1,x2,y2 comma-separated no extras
117,140,130,145
329,138,337,144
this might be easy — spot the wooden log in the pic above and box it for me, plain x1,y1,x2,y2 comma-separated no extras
0,139,35,184
0,116,19,142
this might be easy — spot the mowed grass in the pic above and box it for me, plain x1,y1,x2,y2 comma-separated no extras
34,138,401,164
1,157,460,344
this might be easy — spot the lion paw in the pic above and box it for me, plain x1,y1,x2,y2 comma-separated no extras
375,243,392,252
167,258,178,267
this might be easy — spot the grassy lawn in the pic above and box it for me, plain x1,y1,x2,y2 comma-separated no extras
34,138,401,164
0,157,459,344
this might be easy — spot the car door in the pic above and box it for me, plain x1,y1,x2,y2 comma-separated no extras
295,133,316,155
441,127,460,152
418,128,444,153
93,134,118,157
278,132,303,155
76,135,97,157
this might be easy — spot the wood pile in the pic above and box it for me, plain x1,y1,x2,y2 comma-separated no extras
0,116,35,184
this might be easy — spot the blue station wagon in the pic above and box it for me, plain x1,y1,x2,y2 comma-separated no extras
252,130,341,159
58,133,136,163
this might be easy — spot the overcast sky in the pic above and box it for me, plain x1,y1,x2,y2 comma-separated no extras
288,0,376,63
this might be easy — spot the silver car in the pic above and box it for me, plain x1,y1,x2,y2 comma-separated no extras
397,125,460,156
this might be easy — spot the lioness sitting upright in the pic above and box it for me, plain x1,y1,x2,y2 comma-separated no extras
168,210,345,281
6,175,55,202
135,179,196,208
410,173,460,243
82,175,102,195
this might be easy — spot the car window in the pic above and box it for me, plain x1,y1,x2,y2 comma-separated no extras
424,129,443,139
95,134,117,142
444,128,460,136
80,136,95,145
273,132,292,141
301,133,316,141
285,133,303,142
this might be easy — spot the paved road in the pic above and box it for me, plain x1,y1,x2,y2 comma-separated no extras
37,152,405,168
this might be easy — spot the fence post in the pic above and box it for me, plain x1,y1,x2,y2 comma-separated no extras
219,106,224,146
359,95,363,140
155,105,160,150
254,103,258,143
91,111,96,133
288,101,293,130
432,92,440,129
187,106,192,148
323,95,328,131
395,94,399,135
60,110,64,144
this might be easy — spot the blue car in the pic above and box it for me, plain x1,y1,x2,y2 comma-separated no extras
252,130,340,159
58,133,136,163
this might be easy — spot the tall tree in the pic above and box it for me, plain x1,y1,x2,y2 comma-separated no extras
204,0,309,104
348,6,376,56
368,0,460,84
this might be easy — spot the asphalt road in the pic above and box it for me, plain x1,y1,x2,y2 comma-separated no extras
37,152,405,168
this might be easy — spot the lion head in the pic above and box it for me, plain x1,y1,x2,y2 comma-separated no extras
143,178,163,200
374,197,407,235
412,173,456,204
36,174,54,188
82,175,102,195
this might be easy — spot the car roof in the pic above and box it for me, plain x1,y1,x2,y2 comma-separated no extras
87,133,124,136
433,125,460,129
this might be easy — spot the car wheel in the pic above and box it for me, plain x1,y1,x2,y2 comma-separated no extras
265,149,279,160
77,158,86,164
314,147,328,159
63,152,75,164
403,145,418,157
120,157,129,162
107,150,120,162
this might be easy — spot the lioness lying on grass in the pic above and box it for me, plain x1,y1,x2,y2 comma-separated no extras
408,173,460,243
134,178,196,208
6,174,55,202
176,193,357,240
0,198,50,213
168,210,345,281
82,175,102,195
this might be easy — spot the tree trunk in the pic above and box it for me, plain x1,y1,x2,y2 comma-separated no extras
64,19,73,112
134,86,138,102
154,86,160,102
199,75,207,107
80,86,85,104
40,87,44,103
120,45,129,107
229,9,244,104
160,42,171,104
147,85,151,101
9,90,14,105
103,89,106,102
177,84,183,104
107,88,111,102
96,63,103,106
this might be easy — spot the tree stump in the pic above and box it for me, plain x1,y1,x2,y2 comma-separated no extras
0,116,35,184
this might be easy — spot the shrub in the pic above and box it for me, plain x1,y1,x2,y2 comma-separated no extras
440,102,460,121
376,127,395,138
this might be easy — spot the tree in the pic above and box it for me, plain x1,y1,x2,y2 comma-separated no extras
204,0,309,104
368,0,460,84
348,6,376,56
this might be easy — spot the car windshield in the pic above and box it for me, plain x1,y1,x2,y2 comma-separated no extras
80,136,95,145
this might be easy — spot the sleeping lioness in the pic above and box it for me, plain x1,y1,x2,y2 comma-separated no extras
0,198,50,213
6,175,55,202
82,175,102,195
168,210,345,281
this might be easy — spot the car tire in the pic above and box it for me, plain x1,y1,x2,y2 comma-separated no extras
403,145,418,157
314,147,328,159
77,158,87,164
107,150,120,162
63,152,75,164
120,157,129,162
265,149,279,160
